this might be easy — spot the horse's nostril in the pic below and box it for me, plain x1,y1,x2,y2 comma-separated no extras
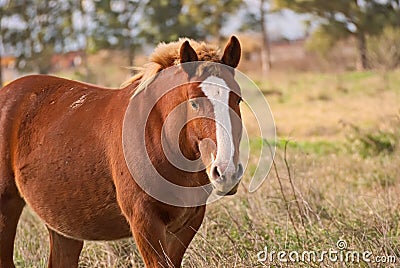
237,163,244,178
211,165,220,179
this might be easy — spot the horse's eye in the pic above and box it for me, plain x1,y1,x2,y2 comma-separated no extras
190,100,199,110
237,97,242,105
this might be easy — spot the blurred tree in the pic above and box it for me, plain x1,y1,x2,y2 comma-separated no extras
368,26,400,88
89,0,145,67
241,0,272,75
273,0,397,70
183,0,244,42
88,0,244,67
142,0,201,43
0,0,5,86
1,0,244,81
259,0,272,74
1,0,76,74
89,0,202,67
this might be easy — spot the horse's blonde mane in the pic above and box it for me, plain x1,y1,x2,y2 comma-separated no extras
122,38,221,95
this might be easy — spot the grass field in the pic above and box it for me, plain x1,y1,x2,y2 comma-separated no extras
13,69,400,267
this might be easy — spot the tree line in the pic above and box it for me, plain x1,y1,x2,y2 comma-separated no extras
1,0,400,86
274,0,400,70
0,0,242,85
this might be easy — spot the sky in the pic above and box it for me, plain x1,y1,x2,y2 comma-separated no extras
223,0,311,41
266,10,310,40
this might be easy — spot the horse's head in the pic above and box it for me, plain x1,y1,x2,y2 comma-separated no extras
126,37,244,201
178,36,243,196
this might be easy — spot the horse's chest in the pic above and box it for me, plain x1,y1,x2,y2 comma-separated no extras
166,208,201,234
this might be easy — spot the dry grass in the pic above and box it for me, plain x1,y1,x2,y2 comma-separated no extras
12,69,400,267
256,70,400,140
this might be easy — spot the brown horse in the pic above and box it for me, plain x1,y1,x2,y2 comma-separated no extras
0,36,243,267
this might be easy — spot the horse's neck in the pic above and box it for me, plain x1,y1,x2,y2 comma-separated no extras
118,81,139,99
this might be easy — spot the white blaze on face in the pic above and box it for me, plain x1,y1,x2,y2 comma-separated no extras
200,76,236,178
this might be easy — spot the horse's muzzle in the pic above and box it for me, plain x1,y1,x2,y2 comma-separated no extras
216,182,240,196
212,163,243,196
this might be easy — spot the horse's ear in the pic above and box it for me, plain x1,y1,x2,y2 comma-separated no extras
180,41,198,64
221,36,241,68
180,41,198,76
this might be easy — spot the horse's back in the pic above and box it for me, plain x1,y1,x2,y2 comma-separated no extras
0,75,131,240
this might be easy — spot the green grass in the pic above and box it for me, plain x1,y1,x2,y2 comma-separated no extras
277,139,341,155
247,137,341,156
340,70,376,81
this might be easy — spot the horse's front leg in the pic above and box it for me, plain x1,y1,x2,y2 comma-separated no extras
166,206,205,267
127,205,171,267
47,228,83,268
